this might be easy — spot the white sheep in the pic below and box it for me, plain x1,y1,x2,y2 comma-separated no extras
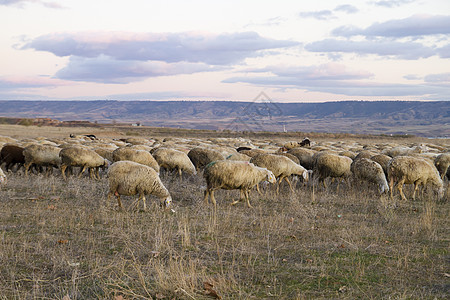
59,147,109,180
351,158,389,194
434,152,450,179
313,152,352,190
112,147,160,173
107,161,172,210
387,156,444,201
203,160,276,208
250,153,310,194
23,144,61,176
152,148,197,178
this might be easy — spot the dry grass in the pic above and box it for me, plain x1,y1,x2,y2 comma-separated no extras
0,169,448,299
0,125,448,299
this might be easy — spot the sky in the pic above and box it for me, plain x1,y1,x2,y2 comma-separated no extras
0,0,449,102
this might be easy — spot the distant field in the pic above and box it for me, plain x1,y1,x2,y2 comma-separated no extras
0,125,448,299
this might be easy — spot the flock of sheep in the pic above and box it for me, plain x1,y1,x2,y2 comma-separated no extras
0,134,448,210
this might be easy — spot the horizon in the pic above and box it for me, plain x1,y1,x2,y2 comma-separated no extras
1,1,449,102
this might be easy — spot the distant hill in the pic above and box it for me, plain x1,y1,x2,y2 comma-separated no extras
0,100,448,137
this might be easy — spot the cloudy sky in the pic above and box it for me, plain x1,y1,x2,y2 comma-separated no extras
1,0,449,102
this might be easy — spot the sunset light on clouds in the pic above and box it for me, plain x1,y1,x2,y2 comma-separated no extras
1,0,449,102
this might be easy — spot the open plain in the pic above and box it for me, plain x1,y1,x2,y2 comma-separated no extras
0,124,448,299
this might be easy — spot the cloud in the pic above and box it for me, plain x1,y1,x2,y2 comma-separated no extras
21,31,299,65
223,63,450,97
305,38,435,59
334,4,359,14
437,44,450,58
299,10,335,20
424,72,450,83
0,0,65,9
0,75,67,90
333,14,450,37
371,0,415,8
299,4,359,20
55,55,221,83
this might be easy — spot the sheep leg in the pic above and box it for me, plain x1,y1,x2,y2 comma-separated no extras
397,178,407,201
389,176,395,200
231,190,245,206
245,189,253,208
284,177,294,192
204,189,210,205
61,165,68,180
95,167,100,180
24,162,31,176
141,194,147,211
412,181,419,201
256,183,263,196
210,190,217,209
78,166,87,178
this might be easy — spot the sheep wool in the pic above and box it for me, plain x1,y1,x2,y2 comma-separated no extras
152,148,196,177
23,144,61,176
112,147,160,173
107,161,172,210
351,158,389,194
313,152,352,189
60,147,108,180
388,156,444,201
250,153,309,193
203,160,276,208
187,147,225,171
434,153,450,179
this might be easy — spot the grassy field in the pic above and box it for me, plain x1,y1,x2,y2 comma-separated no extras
0,125,448,299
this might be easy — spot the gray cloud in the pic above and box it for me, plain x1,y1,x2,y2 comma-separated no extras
305,38,436,59
334,4,359,14
0,76,62,90
299,10,335,20
0,0,64,8
223,63,450,98
437,44,450,58
55,55,221,83
424,72,450,83
299,4,359,20
22,31,299,65
371,0,415,8
333,14,450,37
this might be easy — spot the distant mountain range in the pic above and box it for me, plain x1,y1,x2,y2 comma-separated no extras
0,100,448,137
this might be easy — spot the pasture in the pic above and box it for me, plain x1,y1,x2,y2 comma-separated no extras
0,124,448,299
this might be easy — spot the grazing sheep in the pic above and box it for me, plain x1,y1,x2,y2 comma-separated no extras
353,150,377,161
387,156,444,201
236,146,252,152
313,152,352,190
434,153,450,180
275,152,300,164
382,145,424,157
225,152,252,162
113,148,160,173
287,148,316,170
0,167,6,187
0,144,25,172
370,154,392,176
187,147,225,171
107,161,172,210
152,148,197,178
299,138,311,147
203,160,276,208
351,158,389,194
60,147,109,180
23,144,61,176
238,148,266,158
283,141,300,150
250,153,310,193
